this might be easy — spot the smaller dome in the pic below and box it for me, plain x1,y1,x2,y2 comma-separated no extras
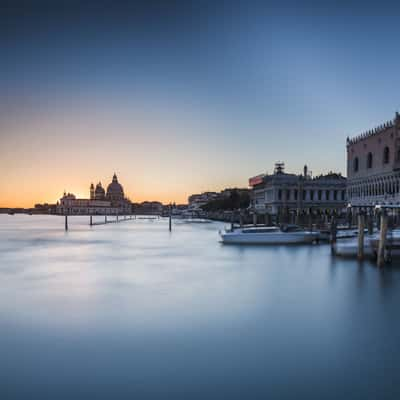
95,182,105,194
94,182,106,200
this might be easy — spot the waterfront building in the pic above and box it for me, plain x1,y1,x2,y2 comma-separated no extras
219,188,250,198
133,201,164,215
188,192,219,210
249,163,347,216
346,112,400,206
57,173,132,215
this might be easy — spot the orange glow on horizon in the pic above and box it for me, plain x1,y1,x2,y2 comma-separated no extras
0,189,191,208
0,101,252,209
0,185,245,208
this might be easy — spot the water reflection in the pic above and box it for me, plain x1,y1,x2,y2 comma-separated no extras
2,215,400,399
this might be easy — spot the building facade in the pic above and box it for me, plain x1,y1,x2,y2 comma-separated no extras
188,192,219,210
133,201,164,215
347,112,400,206
57,173,132,215
250,163,347,215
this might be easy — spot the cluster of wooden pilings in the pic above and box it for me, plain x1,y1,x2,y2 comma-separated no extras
235,206,398,267
63,210,173,232
64,214,135,231
331,205,399,267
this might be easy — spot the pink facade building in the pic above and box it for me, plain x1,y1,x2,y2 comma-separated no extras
347,112,400,206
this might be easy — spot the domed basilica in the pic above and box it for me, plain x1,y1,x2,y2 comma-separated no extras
90,173,127,206
57,173,131,216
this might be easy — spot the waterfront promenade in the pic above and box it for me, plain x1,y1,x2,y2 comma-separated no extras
2,215,400,399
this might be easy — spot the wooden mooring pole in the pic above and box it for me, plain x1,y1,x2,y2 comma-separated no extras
330,217,337,254
357,213,365,261
169,204,172,232
90,215,93,226
376,211,381,231
367,212,373,235
295,210,301,226
308,210,313,232
377,211,388,268
253,212,257,226
65,214,68,231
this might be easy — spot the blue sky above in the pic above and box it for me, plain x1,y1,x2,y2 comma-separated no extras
1,1,400,205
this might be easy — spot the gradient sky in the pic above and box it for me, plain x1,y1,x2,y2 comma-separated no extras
1,1,400,207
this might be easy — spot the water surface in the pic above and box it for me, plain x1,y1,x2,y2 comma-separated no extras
1,215,400,399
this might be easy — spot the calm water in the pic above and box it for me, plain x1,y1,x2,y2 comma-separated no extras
1,215,400,399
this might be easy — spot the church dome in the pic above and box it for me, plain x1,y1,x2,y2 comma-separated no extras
106,173,124,199
94,182,105,200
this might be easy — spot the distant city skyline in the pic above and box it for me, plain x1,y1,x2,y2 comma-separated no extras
1,2,400,207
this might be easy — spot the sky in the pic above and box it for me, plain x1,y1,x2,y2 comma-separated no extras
1,1,400,207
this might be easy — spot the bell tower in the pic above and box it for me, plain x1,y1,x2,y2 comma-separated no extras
90,183,95,200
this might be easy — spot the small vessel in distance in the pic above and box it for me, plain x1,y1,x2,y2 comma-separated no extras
219,224,319,245
176,218,211,224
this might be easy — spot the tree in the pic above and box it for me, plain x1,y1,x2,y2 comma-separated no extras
201,190,250,211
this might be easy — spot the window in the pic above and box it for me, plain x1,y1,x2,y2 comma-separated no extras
294,189,298,201
383,147,390,164
318,190,322,201
310,190,314,201
278,190,282,200
334,190,337,200
367,152,373,169
353,157,359,172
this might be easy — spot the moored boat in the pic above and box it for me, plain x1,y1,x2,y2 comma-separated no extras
334,229,400,258
317,228,362,241
334,235,376,258
219,224,319,245
177,218,211,224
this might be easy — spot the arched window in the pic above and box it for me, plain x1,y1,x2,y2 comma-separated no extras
353,157,359,172
367,152,373,169
383,147,390,164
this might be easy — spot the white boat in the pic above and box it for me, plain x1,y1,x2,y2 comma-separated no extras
318,228,361,241
178,218,211,224
219,224,319,245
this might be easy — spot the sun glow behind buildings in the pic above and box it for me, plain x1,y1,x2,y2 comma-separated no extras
1,4,400,207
